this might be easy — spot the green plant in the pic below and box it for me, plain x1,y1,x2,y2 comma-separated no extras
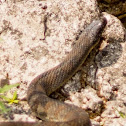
0,84,19,113
0,101,10,113
118,111,126,118
114,108,126,118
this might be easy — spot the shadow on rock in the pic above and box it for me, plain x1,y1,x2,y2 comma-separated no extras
95,41,123,68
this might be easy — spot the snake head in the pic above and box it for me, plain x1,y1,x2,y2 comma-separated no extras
85,17,107,45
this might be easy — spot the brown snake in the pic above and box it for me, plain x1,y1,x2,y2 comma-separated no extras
0,17,107,126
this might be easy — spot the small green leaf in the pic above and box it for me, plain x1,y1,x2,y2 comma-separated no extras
12,100,19,104
8,100,13,104
0,101,10,113
0,95,10,101
8,99,19,104
0,84,19,93
119,111,126,118
6,91,19,104
114,108,126,118
0,84,20,113
12,91,17,100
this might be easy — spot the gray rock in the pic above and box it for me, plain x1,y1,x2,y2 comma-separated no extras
101,101,126,126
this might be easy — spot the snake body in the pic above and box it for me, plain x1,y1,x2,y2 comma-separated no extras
27,17,107,126
0,17,106,126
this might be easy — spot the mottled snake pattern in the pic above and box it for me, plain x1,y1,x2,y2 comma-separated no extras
0,17,107,126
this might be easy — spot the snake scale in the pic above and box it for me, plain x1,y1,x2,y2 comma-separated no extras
0,16,107,126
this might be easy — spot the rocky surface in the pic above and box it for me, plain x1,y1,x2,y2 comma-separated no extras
98,0,126,28
0,0,126,126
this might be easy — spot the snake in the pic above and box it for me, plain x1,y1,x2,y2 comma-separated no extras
0,16,107,126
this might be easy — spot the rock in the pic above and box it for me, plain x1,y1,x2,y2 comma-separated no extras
98,0,126,28
101,101,126,126
0,0,126,125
